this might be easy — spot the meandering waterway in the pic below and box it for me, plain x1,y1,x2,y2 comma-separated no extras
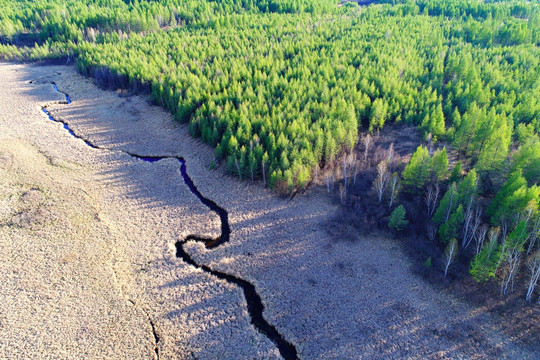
42,82,298,360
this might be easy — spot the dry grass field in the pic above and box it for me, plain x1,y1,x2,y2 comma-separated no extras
1,62,538,359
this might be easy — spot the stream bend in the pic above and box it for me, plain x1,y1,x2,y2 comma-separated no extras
42,83,298,360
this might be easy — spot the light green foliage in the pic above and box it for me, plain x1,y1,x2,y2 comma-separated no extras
456,169,477,206
403,145,449,192
470,235,501,282
433,169,477,225
389,205,409,231
453,104,512,172
433,182,457,224
439,204,464,243
449,160,463,184
515,123,537,145
474,109,512,172
369,98,388,133
488,171,540,227
506,220,529,252
402,145,431,191
421,103,446,139
510,137,540,186
0,0,538,192
430,147,449,183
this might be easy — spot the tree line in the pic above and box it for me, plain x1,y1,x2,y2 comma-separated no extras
0,0,538,300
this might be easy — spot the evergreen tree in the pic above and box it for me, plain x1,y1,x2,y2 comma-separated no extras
439,204,465,243
510,138,540,186
449,160,463,184
389,205,409,231
402,145,430,192
429,147,449,183
470,235,501,282
369,98,388,133
433,182,458,225
457,169,478,207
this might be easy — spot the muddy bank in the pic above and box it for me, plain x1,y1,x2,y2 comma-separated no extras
1,62,539,359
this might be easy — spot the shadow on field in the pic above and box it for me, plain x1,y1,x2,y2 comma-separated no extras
18,63,540,359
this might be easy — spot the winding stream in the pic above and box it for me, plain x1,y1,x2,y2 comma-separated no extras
42,83,298,360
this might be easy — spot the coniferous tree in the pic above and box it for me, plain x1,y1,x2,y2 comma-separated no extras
402,145,430,192
439,204,465,243
433,182,458,225
389,205,409,231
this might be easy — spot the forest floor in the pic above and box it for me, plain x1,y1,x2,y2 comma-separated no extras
329,124,540,351
0,62,538,359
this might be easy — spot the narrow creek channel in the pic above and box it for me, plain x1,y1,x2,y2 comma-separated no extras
41,82,299,360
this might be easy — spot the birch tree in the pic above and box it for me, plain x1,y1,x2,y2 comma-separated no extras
339,183,346,204
388,172,401,208
325,171,334,193
362,133,372,163
526,251,540,303
501,221,528,295
433,182,457,224
443,238,459,277
387,143,395,172
425,183,440,218
342,153,356,190
353,158,360,185
373,161,390,203
501,244,522,296
527,215,540,254
427,223,437,241
463,205,481,249
474,224,489,255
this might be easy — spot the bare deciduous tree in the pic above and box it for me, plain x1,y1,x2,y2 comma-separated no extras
462,204,481,249
325,171,334,193
501,244,522,296
526,251,540,303
235,158,242,180
443,238,459,277
527,215,539,255
388,172,401,208
426,132,433,154
387,143,395,172
362,133,372,163
261,158,267,186
373,161,389,203
474,224,489,255
342,152,357,190
425,183,440,218
312,163,319,184
353,159,360,185
427,223,437,241
342,156,348,188
489,227,500,243
339,183,346,204
445,188,455,223
497,237,508,270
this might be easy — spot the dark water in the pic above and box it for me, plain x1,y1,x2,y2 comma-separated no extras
44,83,298,360
52,83,71,104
